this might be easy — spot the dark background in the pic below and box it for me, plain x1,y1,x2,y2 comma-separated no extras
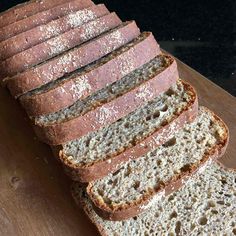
1,0,235,96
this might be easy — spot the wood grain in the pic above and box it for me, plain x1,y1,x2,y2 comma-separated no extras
0,58,235,235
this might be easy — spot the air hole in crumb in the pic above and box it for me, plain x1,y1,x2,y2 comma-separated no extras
207,200,216,208
133,216,137,220
161,120,168,126
124,123,130,129
145,115,152,121
85,139,90,147
108,180,113,185
220,177,227,185
198,216,208,225
152,111,160,119
163,137,176,147
103,197,112,204
165,88,175,96
124,166,132,177
160,104,168,112
217,200,224,205
156,159,162,166
168,195,174,201
211,209,218,214
232,228,236,235
112,167,124,177
97,189,104,196
169,211,177,219
175,221,181,235
133,181,140,190
180,164,191,173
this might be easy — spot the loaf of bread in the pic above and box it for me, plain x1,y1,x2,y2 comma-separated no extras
72,107,229,221
20,32,162,116
55,79,197,183
72,161,234,235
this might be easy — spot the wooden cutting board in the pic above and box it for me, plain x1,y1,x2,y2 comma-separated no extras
0,58,235,235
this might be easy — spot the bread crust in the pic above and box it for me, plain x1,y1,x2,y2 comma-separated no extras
0,0,82,29
20,32,161,117
0,4,109,61
0,0,94,42
2,12,121,82
85,107,229,221
3,21,140,87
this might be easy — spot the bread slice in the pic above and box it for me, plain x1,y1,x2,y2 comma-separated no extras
20,32,161,116
1,13,121,78
0,0,82,29
55,79,197,182
0,4,110,61
1,21,140,78
85,107,229,221
0,0,94,42
33,55,182,146
72,161,234,235
9,31,159,100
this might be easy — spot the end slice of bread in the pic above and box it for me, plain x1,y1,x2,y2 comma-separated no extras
85,107,228,220
56,79,197,181
20,32,161,116
72,161,234,235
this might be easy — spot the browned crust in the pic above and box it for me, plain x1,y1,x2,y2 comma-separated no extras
58,80,197,183
0,0,83,29
0,4,109,62
2,12,121,82
0,0,94,43
20,32,161,117
3,21,140,87
85,107,229,221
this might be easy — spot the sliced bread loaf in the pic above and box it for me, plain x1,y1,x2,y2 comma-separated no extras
0,0,94,42
33,56,181,146
1,21,140,78
85,107,229,221
0,4,110,61
0,0,83,29
0,13,121,78
8,31,159,99
20,32,161,116
72,161,234,235
55,80,197,182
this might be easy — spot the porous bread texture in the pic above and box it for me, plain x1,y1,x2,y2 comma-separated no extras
74,162,236,236
22,32,148,99
88,107,227,209
35,56,166,124
61,79,192,166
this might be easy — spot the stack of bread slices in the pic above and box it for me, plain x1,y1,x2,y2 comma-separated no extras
1,0,235,235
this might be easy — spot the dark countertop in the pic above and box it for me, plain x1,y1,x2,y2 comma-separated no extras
1,0,235,96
